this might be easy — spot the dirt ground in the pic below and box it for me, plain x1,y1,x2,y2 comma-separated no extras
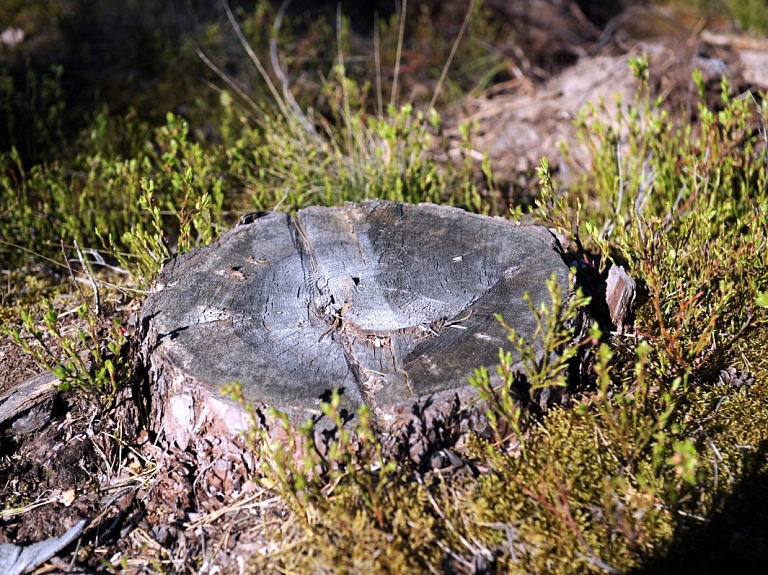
2,1,768,573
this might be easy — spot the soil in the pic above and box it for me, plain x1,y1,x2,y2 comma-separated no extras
2,1,768,573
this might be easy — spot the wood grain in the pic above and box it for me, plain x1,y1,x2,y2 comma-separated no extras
141,201,570,427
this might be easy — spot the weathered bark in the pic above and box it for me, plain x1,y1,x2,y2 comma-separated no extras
140,201,571,453
0,352,92,433
0,369,60,430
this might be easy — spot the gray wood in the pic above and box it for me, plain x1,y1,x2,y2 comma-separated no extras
141,201,570,430
0,519,86,575
0,370,58,428
0,352,92,431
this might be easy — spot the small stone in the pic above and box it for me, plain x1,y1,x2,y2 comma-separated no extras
212,459,229,481
605,265,636,332
718,366,755,387
0,28,24,48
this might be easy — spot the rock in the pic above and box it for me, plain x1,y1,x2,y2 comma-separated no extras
140,200,572,453
605,265,636,332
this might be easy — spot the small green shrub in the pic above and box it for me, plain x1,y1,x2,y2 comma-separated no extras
225,385,445,573
546,55,768,376
2,299,128,409
0,64,65,162
469,54,768,573
470,273,595,457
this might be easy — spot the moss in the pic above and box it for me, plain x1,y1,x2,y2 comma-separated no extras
250,480,446,574
0,271,62,325
465,407,672,573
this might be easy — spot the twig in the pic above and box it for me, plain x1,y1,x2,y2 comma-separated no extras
272,186,289,211
435,539,473,569
747,90,768,173
615,140,624,217
391,0,407,107
0,493,60,520
186,492,281,528
578,552,625,574
429,0,476,111
374,11,383,117
61,239,88,307
337,3,356,155
705,435,734,484
197,48,265,120
74,239,101,315
63,243,131,275
270,0,316,135
1,238,66,269
675,510,707,522
222,0,300,136
67,532,83,573
415,473,479,555
476,521,518,563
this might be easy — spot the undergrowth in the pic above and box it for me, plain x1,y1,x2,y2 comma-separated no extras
2,2,768,574
233,54,768,574
2,299,127,409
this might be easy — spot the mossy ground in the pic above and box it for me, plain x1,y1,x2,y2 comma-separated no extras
1,1,768,573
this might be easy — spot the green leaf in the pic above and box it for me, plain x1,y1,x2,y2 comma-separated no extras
52,366,68,379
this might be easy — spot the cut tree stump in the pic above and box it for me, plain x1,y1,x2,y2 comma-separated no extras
140,201,571,455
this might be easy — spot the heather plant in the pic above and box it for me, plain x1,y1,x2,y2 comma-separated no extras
2,299,128,410
468,55,768,572
469,273,595,458
254,389,398,528
547,54,768,375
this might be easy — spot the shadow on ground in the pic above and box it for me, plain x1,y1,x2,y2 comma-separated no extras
634,440,768,575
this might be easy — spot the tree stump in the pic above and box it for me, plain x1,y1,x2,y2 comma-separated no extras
140,201,571,454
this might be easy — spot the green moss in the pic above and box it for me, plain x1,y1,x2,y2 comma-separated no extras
465,407,669,573
0,271,62,326
252,482,446,574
